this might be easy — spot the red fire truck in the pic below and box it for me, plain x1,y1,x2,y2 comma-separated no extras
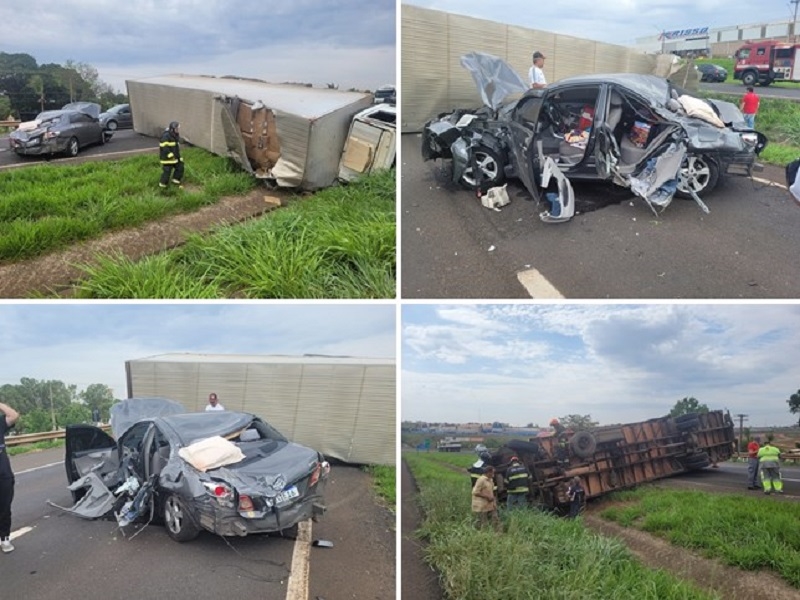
734,39,800,86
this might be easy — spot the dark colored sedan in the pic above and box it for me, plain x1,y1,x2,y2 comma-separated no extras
9,102,111,157
697,63,728,83
422,52,767,222
99,103,133,130
56,397,330,542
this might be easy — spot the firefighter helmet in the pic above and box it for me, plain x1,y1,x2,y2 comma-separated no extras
549,418,560,426
168,121,180,131
510,455,519,463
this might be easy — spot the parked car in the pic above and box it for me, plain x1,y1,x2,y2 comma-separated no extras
373,84,396,104
58,397,330,542
99,103,133,130
8,102,112,157
697,63,728,83
422,52,767,222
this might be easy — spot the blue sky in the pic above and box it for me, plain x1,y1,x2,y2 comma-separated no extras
0,303,395,400
402,304,800,427
2,0,396,92
402,1,792,46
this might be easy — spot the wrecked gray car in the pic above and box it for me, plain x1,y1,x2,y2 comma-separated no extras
422,52,768,222
9,102,113,157
57,397,330,542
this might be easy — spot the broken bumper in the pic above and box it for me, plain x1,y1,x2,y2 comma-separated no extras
195,494,326,537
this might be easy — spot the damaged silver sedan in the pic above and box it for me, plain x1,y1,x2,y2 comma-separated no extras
55,398,329,542
422,52,768,222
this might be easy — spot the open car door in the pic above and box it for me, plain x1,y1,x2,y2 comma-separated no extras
65,424,118,486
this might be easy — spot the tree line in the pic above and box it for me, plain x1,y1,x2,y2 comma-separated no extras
0,52,127,120
0,378,116,434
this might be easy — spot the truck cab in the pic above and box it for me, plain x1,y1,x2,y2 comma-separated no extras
734,39,800,86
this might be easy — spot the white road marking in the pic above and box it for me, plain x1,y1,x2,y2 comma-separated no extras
285,519,312,600
517,268,564,299
752,176,787,190
16,461,63,475
10,526,33,541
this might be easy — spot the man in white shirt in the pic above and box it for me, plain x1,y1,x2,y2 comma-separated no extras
205,392,225,411
529,51,547,89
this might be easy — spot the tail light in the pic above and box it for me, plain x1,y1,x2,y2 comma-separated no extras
309,462,322,487
238,495,254,511
44,131,58,139
202,481,232,500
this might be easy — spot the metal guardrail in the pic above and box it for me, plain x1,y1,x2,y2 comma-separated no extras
0,119,20,128
6,425,111,447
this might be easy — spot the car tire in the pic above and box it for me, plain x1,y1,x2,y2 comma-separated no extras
741,71,758,87
676,155,719,198
163,494,200,542
106,120,118,131
459,145,505,191
65,137,80,158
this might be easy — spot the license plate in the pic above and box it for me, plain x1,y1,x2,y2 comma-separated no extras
275,485,299,504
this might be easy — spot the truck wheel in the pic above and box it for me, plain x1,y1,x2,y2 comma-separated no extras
569,431,597,458
741,71,757,87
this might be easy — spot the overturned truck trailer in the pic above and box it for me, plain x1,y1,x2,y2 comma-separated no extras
490,410,736,511
126,75,373,190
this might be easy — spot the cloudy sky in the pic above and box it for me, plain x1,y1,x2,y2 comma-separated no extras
0,303,395,400
402,304,800,428
403,1,792,46
1,1,395,93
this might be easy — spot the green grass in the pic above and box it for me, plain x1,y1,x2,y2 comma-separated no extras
7,439,64,456
0,148,256,263
600,487,800,588
73,169,396,298
405,453,718,600
367,465,396,511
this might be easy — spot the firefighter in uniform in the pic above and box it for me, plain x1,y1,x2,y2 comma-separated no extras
468,451,491,488
504,456,530,509
159,121,184,189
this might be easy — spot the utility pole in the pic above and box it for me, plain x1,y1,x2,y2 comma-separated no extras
735,413,748,452
793,0,800,43
49,382,56,431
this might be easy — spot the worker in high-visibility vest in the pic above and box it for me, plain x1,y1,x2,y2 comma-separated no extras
757,438,783,494
504,456,530,509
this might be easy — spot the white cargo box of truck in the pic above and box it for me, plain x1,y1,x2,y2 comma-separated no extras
125,353,395,466
126,75,373,190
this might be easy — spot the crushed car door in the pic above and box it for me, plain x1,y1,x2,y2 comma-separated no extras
594,122,620,181
508,95,543,203
65,424,117,485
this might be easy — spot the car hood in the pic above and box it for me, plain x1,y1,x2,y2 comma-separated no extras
109,397,187,438
61,102,101,119
460,51,528,111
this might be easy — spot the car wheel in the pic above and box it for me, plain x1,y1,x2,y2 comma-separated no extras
163,494,200,542
741,71,758,87
459,146,505,190
65,137,80,158
676,155,719,198
107,120,118,131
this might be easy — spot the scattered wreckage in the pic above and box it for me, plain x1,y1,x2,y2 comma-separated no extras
422,52,768,222
482,410,736,512
51,397,330,542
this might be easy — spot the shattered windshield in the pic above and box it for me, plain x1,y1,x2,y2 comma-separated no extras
460,51,529,111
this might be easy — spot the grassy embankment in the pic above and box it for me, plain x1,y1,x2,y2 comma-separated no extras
74,168,395,298
405,452,719,600
7,439,64,456
600,487,800,588
368,465,397,512
0,147,395,298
